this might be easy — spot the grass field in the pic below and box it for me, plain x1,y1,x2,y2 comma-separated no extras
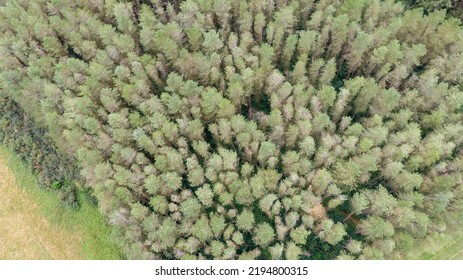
0,145,122,260
429,235,463,260
410,232,463,260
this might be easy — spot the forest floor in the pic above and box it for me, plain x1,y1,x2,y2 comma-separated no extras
0,145,122,260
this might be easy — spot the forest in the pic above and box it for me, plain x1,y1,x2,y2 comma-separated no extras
1,0,463,260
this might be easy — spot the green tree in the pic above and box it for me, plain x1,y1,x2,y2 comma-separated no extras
253,223,275,247
236,208,255,232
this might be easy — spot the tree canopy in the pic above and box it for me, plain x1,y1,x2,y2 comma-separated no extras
1,0,463,259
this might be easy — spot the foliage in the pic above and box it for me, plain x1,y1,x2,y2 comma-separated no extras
1,0,463,260
401,0,463,17
0,97,80,207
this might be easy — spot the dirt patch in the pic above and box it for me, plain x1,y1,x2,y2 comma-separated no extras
0,157,83,259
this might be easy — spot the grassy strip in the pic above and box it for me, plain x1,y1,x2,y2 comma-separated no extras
429,234,463,260
0,144,123,259
405,231,463,260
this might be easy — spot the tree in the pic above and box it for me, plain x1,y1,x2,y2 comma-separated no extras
365,186,398,216
317,220,347,246
236,208,255,232
311,169,333,196
285,242,302,260
349,192,369,216
210,213,226,237
257,141,277,165
269,243,284,260
290,226,310,245
253,223,275,247
155,218,178,250
332,160,360,191
195,185,214,207
180,197,202,220
150,195,168,215
259,194,278,217
210,240,225,258
345,239,363,255
359,216,395,241
191,215,213,242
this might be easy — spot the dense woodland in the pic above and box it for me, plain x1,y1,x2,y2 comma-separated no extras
403,0,463,17
1,0,463,260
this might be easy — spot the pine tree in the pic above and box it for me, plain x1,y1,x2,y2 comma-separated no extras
253,222,275,247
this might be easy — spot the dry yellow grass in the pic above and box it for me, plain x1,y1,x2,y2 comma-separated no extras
0,156,83,259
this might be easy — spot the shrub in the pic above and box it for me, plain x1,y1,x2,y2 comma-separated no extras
0,97,80,207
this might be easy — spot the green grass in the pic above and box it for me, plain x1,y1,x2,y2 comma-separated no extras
429,236,463,260
405,230,463,260
0,144,123,260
